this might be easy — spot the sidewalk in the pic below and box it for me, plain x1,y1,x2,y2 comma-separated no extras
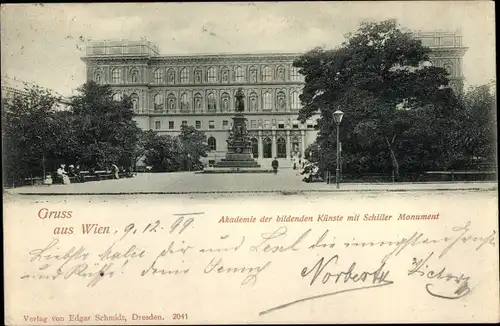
4,170,497,196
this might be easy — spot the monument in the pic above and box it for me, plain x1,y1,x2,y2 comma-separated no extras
208,88,264,171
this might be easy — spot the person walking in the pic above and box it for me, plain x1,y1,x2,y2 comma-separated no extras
111,164,119,179
271,157,279,175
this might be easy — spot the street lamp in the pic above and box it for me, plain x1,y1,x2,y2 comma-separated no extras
333,109,344,189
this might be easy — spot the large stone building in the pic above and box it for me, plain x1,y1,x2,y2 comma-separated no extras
81,30,466,167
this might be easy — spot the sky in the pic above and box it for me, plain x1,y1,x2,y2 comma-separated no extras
1,2,496,96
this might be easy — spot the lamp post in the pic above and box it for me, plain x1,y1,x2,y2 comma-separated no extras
333,109,344,189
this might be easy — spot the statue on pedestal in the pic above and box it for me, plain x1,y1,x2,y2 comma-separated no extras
235,88,245,112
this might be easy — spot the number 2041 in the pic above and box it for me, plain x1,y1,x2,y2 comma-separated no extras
173,313,188,320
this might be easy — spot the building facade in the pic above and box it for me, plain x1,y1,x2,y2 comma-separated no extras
81,31,466,167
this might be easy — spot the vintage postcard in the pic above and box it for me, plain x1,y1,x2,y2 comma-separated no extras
2,1,498,325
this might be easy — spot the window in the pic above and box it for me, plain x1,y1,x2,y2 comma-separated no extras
155,121,161,130
264,120,271,129
263,138,272,158
443,61,454,76
130,93,139,112
113,93,122,101
169,121,174,129
249,92,258,112
180,68,189,83
111,68,121,83
182,120,188,126
234,66,245,82
278,120,285,129
154,94,163,111
262,66,272,81
277,137,286,158
209,120,215,129
222,120,229,129
276,66,285,81
263,92,271,110
195,120,201,129
207,67,217,83
249,66,258,82
180,93,188,112
208,137,216,151
207,93,216,111
291,91,300,110
250,120,257,129
251,138,258,158
291,66,301,81
306,120,314,128
154,69,163,83
292,120,299,129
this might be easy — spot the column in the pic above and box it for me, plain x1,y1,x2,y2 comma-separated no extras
300,130,306,159
272,130,277,158
286,131,291,159
258,130,263,159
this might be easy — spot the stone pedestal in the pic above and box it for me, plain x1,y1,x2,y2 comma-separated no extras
214,114,261,168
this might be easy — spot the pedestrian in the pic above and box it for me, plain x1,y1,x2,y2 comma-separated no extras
111,164,119,179
57,164,70,185
293,156,297,170
271,157,279,175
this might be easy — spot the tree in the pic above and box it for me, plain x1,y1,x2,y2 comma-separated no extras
178,125,209,171
143,131,182,172
456,85,497,168
2,85,67,186
294,19,459,178
70,82,142,169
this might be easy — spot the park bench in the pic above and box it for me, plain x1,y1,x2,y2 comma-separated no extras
425,170,497,181
23,176,44,186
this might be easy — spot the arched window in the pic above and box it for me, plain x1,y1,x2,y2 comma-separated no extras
112,93,122,101
167,94,176,112
249,66,258,83
167,69,176,84
251,138,258,158
180,68,189,83
291,66,301,81
221,67,229,83
111,68,121,84
291,91,300,110
277,137,286,158
262,66,272,81
194,93,202,112
180,93,188,112
207,92,216,111
276,91,286,111
221,92,230,112
154,69,163,83
263,92,272,110
208,137,217,151
207,67,217,83
194,68,202,84
154,94,163,111
130,70,139,83
249,92,258,112
234,66,245,82
276,66,285,81
263,137,272,158
130,93,139,111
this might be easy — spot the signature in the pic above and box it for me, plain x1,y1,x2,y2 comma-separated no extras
259,255,393,316
408,252,471,299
